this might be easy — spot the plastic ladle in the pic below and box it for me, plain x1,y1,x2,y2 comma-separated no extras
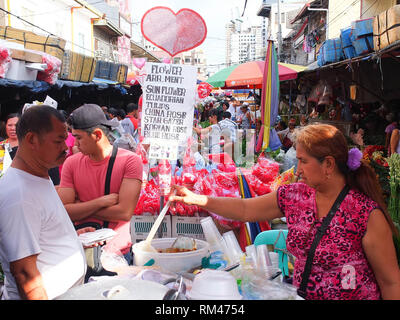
134,199,172,253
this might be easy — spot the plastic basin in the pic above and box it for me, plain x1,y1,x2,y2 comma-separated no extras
132,238,210,273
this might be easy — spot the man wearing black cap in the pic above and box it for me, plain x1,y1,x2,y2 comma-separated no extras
57,104,143,265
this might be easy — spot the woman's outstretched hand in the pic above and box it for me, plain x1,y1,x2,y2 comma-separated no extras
169,185,207,207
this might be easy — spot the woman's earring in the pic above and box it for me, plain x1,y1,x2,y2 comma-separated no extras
326,173,331,180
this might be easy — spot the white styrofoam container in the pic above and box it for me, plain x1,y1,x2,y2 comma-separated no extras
5,59,38,81
130,215,171,243
171,216,206,241
132,238,210,273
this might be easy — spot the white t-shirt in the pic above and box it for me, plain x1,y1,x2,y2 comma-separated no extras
208,124,222,154
120,118,135,136
219,118,238,142
0,167,86,300
228,103,236,119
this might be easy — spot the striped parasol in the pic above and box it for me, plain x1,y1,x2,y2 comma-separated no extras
256,40,282,153
206,60,306,89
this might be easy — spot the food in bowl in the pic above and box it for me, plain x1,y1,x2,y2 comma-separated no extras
157,247,197,253
158,236,197,253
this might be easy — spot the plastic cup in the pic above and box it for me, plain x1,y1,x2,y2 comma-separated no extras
245,244,258,268
256,244,273,278
269,251,279,269
188,270,242,300
200,217,223,252
222,231,243,264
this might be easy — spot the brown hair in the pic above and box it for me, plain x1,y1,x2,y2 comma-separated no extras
295,124,397,236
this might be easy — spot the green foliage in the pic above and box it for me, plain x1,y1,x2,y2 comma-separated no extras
387,153,400,266
199,120,210,128
369,160,390,198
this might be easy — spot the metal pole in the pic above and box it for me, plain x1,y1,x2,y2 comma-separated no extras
158,195,164,238
277,0,282,61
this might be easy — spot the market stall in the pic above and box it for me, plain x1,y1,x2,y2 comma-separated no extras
55,146,299,300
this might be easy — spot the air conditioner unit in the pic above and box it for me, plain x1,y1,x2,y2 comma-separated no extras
95,50,105,58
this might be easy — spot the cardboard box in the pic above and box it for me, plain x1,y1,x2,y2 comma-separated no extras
171,216,206,241
117,64,128,83
130,215,172,243
81,55,96,82
373,5,400,51
0,26,66,61
60,50,96,82
6,59,38,81
10,48,42,63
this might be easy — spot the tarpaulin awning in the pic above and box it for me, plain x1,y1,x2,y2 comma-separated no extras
206,60,307,89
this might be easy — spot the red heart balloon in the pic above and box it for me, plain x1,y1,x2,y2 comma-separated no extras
141,6,207,57
197,82,213,99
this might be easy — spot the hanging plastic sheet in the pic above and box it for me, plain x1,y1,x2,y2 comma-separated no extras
237,169,270,251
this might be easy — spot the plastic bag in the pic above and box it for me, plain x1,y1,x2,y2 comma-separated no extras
281,147,298,172
308,80,333,104
252,156,280,184
271,167,297,191
100,250,128,272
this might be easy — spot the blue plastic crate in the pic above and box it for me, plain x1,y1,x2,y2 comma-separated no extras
350,18,374,56
94,60,111,79
109,63,119,81
350,28,373,56
323,38,343,63
340,27,356,59
352,35,374,55
351,18,373,38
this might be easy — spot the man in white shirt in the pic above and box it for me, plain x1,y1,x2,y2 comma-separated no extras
219,111,238,143
228,97,238,121
0,106,86,300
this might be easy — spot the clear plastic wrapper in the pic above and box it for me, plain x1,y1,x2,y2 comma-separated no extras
240,270,298,300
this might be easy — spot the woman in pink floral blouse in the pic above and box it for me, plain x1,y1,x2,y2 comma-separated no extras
171,124,400,300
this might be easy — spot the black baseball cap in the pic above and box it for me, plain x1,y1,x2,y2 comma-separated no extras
68,104,119,130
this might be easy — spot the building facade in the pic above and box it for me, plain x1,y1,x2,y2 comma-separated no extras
328,0,400,39
225,23,265,66
0,0,157,67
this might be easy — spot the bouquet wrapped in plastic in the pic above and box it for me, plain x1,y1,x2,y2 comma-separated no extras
134,179,161,216
252,156,280,184
0,46,11,78
37,53,61,84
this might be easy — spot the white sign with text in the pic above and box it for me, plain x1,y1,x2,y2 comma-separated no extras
141,62,197,146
